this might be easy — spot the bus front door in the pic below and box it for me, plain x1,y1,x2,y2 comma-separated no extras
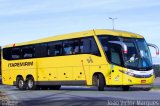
109,45,123,85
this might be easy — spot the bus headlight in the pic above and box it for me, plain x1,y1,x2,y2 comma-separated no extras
119,70,134,77
119,70,152,78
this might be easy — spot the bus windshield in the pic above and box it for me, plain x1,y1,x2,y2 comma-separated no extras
122,38,152,70
98,36,152,71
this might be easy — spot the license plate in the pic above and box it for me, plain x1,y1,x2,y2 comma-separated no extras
141,80,146,83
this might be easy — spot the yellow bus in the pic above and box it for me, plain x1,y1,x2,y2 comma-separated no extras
1,29,159,91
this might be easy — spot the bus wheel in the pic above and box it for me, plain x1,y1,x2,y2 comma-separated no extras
50,85,61,90
26,76,36,90
93,74,105,91
16,77,26,90
122,86,130,91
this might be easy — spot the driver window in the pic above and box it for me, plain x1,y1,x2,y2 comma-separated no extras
108,45,122,66
111,48,121,65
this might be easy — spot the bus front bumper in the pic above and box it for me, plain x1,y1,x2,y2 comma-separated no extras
122,74,154,85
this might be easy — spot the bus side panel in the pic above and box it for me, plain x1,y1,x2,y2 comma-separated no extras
2,60,14,85
36,55,91,85
101,65,111,85
57,67,72,80
2,59,37,85
2,70,11,85
38,67,59,81
87,55,109,86
73,66,86,81
89,64,111,86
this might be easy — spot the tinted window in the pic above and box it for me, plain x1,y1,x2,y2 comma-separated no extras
48,41,62,56
3,37,101,60
35,43,48,58
63,39,79,55
11,47,21,59
3,48,12,60
74,40,79,54
80,37,100,56
106,44,123,66
98,35,123,65
110,47,121,65
80,38,90,54
22,45,35,59
98,35,119,52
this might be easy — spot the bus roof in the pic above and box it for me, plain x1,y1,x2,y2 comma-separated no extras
4,29,143,48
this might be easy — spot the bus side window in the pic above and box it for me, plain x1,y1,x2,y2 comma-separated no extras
35,43,48,58
80,37,100,56
63,40,74,55
80,38,90,54
74,40,79,54
11,47,21,59
22,45,35,59
48,41,62,56
90,37,100,56
63,39,79,55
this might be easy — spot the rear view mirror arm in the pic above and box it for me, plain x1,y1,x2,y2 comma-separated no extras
108,41,128,54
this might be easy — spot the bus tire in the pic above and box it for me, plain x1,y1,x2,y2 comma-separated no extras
50,85,61,90
122,85,130,91
16,77,26,90
97,74,105,91
26,76,36,90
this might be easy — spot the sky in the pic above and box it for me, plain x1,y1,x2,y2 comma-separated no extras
0,0,160,62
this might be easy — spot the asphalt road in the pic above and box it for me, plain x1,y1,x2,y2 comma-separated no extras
0,78,160,106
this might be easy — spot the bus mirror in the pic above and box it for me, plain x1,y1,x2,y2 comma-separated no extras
108,41,128,54
147,43,159,55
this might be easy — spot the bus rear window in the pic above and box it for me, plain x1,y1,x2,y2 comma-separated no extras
3,48,12,60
